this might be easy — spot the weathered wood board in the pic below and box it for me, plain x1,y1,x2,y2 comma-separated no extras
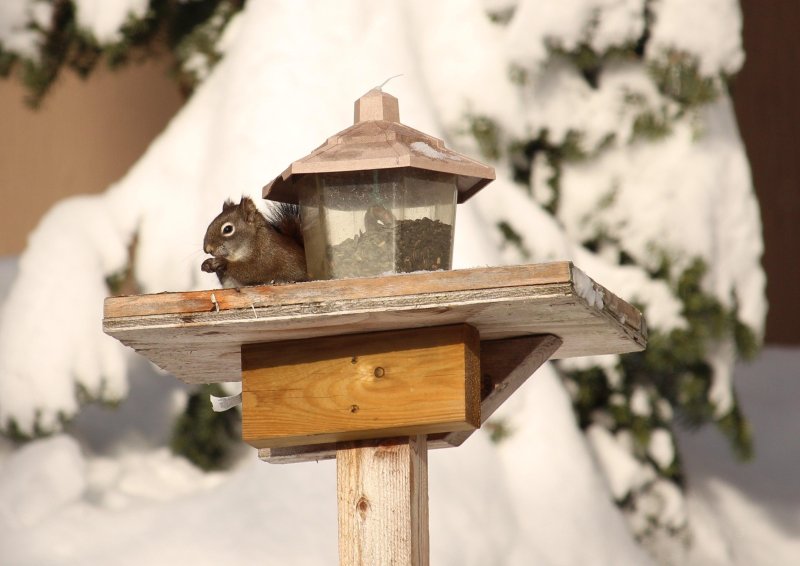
103,262,646,385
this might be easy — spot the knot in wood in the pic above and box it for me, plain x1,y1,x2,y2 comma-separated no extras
356,496,370,519
373,366,385,378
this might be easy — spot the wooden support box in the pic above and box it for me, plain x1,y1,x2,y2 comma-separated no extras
241,324,481,449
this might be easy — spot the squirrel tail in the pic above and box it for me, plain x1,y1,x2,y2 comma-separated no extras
266,202,304,248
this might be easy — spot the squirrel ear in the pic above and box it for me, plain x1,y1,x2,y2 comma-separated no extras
240,196,259,222
222,199,235,211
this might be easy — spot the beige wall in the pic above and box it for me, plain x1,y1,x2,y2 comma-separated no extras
0,57,184,256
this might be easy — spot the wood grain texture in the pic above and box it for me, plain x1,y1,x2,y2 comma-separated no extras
258,334,560,464
104,263,571,319
337,436,429,566
102,262,646,385
241,325,480,449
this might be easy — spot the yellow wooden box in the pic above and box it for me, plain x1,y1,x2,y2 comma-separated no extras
241,324,480,449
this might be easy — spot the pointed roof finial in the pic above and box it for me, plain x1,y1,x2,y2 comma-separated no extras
354,88,400,123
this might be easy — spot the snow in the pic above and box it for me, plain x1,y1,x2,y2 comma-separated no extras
0,435,86,527
572,247,687,334
518,55,669,150
593,348,800,565
506,0,645,69
402,1,524,145
0,0,150,62
504,0,744,78
630,386,652,417
0,0,50,58
0,0,778,563
476,34,762,340
648,428,675,469
572,264,605,309
686,477,800,566
640,478,685,530
647,0,745,76
707,338,737,416
455,176,572,267
495,366,655,565
554,97,764,327
0,338,655,565
679,348,800,565
0,196,132,433
0,348,787,564
410,140,451,161
587,424,654,501
534,90,765,419
590,0,646,53
73,0,149,44
464,0,765,345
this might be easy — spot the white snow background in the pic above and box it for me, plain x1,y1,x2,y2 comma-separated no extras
0,0,793,564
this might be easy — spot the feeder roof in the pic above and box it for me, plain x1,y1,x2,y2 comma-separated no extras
263,89,496,204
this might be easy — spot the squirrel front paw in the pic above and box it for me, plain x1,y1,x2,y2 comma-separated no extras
201,257,225,273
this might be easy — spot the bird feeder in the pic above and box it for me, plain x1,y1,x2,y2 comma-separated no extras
103,89,647,566
263,88,495,280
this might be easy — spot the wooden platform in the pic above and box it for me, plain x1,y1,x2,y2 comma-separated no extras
103,261,646,385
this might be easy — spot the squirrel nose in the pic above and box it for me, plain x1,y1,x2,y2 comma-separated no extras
204,244,212,254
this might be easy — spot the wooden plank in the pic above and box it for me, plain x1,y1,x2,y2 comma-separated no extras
259,436,451,465
259,443,340,464
103,262,571,319
478,334,563,418
258,334,561,464
241,325,480,449
437,334,563,449
102,262,646,385
337,436,429,566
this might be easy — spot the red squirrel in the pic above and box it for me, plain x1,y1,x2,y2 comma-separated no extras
201,196,307,287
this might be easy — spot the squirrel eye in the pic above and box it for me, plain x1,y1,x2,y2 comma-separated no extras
221,222,235,236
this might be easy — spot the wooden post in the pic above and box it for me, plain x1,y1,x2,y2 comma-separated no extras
337,436,429,566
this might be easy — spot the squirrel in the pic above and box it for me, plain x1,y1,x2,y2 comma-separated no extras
201,196,308,287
